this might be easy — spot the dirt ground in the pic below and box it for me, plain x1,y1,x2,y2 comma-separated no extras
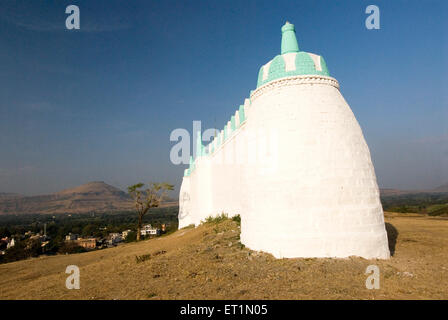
0,212,447,300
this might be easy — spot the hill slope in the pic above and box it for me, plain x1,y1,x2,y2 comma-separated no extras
0,181,134,214
433,183,448,193
0,214,447,299
380,182,448,196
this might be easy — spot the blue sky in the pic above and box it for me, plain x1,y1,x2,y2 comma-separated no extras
0,0,447,195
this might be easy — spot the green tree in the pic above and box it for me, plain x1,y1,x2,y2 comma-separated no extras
0,227,11,238
127,182,174,241
81,224,96,237
124,231,137,243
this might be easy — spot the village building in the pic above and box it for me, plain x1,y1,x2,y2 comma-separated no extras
140,224,161,237
122,229,132,239
107,233,123,245
0,237,14,254
76,238,97,250
6,238,15,249
65,233,78,241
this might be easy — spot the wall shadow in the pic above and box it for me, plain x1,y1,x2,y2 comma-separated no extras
385,222,398,256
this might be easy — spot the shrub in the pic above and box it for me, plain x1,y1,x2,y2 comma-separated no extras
232,214,241,225
58,242,87,254
135,254,151,263
124,231,137,243
1,239,42,264
204,213,229,224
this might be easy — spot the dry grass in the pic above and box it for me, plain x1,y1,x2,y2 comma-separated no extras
0,212,447,300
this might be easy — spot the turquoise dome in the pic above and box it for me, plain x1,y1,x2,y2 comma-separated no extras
257,22,330,88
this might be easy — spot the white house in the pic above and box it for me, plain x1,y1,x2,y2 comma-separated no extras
140,224,161,236
6,238,15,249
122,229,132,239
108,233,123,244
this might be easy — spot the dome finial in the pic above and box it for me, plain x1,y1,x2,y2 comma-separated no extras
281,22,299,54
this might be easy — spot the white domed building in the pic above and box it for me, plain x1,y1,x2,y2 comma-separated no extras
178,22,390,259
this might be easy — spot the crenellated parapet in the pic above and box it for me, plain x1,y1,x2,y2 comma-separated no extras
184,98,250,177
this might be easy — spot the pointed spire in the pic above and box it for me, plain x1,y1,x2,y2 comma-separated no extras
281,21,299,54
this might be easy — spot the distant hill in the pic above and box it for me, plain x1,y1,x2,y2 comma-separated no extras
433,183,448,193
0,182,134,215
380,183,448,197
0,193,22,199
380,189,410,197
380,183,448,216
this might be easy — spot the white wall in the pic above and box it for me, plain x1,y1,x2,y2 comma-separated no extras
178,75,390,259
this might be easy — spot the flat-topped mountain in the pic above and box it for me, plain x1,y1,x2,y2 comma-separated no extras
0,181,134,215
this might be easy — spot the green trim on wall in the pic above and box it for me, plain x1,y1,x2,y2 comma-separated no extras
188,156,194,174
239,105,245,123
257,67,264,88
256,52,331,87
295,52,316,74
216,132,221,147
196,131,203,159
268,55,286,82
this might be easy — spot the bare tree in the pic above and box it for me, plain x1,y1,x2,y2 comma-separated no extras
127,182,174,241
